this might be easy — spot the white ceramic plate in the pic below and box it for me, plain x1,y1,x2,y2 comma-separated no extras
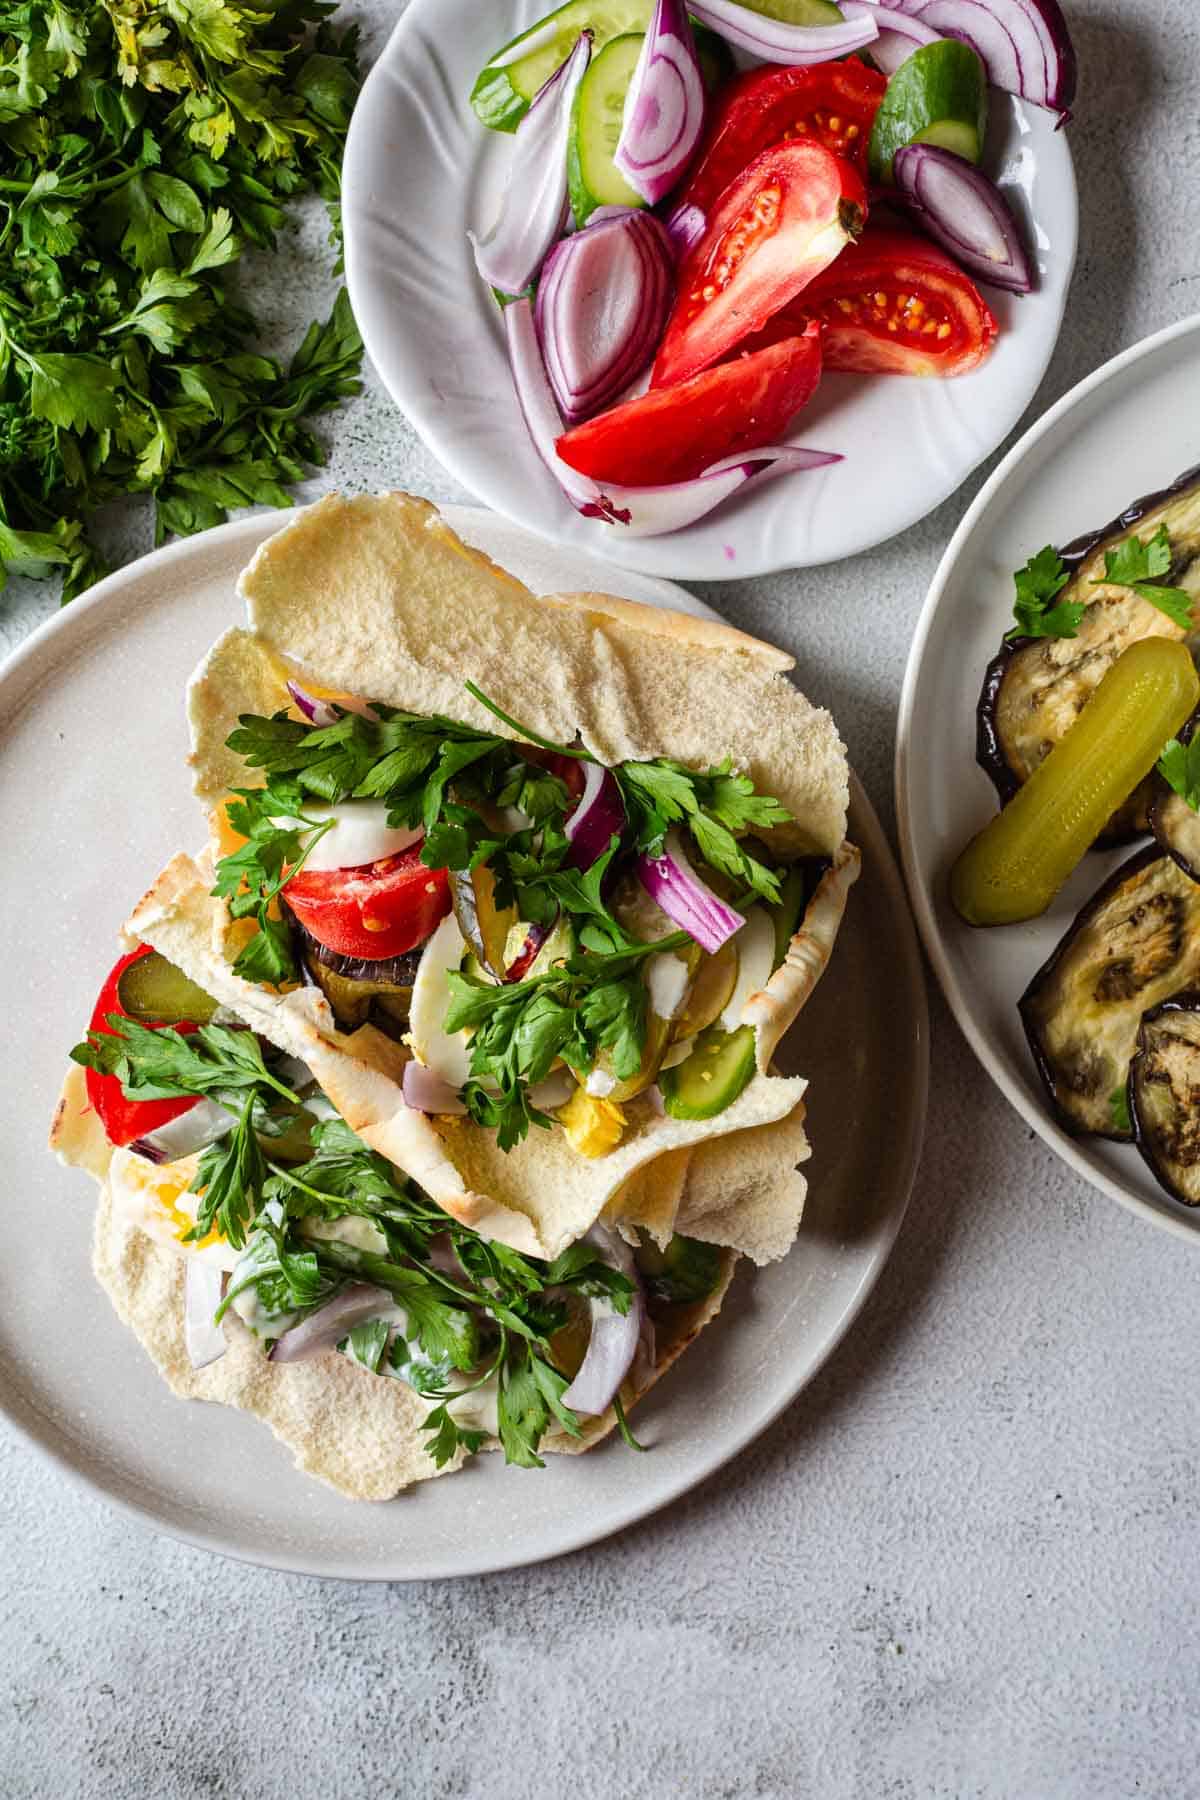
342,0,1077,581
1,505,926,1579
898,312,1200,1242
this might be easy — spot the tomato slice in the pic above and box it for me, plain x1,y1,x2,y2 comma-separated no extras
651,141,866,392
285,840,451,961
557,327,822,487
781,223,998,377
674,58,886,217
85,946,200,1148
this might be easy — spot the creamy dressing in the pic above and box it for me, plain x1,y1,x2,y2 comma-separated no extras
720,907,776,1033
646,951,691,1022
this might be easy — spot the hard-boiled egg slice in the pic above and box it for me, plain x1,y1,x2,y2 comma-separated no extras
108,1147,239,1271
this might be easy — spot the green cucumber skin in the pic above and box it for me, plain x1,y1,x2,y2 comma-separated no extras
868,39,987,183
742,0,843,22
661,1024,757,1121
567,34,645,225
471,5,732,132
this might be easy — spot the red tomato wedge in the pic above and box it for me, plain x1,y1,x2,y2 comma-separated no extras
675,59,886,217
85,946,200,1148
770,224,998,377
285,840,451,961
556,326,823,487
651,142,866,392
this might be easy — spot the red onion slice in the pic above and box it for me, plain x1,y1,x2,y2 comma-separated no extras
506,297,841,536
564,761,627,870
893,144,1033,291
535,212,673,423
915,0,1022,93
687,0,878,62
469,31,591,296
561,1225,645,1417
185,1261,228,1370
286,679,340,728
269,1283,394,1363
662,200,707,259
402,1061,469,1115
636,828,745,955
850,3,941,70
130,1097,232,1165
613,0,706,207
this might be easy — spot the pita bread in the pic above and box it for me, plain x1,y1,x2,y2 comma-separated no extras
89,1177,738,1498
177,493,856,1259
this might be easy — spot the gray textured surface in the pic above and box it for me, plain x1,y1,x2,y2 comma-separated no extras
5,1,1200,1794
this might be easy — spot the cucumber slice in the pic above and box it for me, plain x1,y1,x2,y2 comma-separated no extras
771,867,809,970
738,0,843,22
116,950,220,1025
660,1023,757,1121
567,33,646,223
472,2,731,132
868,40,987,184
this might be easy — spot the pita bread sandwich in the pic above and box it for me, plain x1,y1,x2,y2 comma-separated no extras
50,493,859,1499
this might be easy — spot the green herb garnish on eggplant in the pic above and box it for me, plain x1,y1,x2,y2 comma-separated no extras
976,463,1200,846
1019,849,1200,1141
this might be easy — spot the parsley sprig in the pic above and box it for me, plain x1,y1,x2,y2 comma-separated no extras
264,1119,635,1469
1091,524,1195,630
216,686,793,992
70,1016,300,1244
0,0,362,600
1157,731,1200,814
1006,526,1196,644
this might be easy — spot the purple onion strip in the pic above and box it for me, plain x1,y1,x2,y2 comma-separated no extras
636,828,745,955
562,1226,645,1417
535,211,673,423
686,0,877,62
564,762,627,870
613,0,706,206
269,1283,394,1364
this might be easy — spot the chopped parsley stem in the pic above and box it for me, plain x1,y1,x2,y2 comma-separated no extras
463,680,596,761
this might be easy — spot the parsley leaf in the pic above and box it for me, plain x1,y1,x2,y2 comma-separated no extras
71,1015,299,1106
1006,545,1084,641
421,1405,487,1470
0,3,362,600
1109,1086,1132,1134
1157,734,1200,814
1091,525,1195,630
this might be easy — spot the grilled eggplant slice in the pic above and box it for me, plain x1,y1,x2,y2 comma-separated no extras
1019,848,1200,1139
1149,711,1200,881
1129,994,1200,1205
976,463,1200,842
291,917,421,1032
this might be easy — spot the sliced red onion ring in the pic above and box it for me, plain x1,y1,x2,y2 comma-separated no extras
286,679,340,728
893,144,1033,291
687,0,878,62
915,0,1022,93
269,1283,394,1363
613,0,706,206
402,1061,468,1115
469,31,591,296
636,828,745,955
662,200,707,259
915,0,1075,115
185,1261,228,1370
564,761,627,870
506,294,842,537
561,1225,645,1417
850,3,941,70
130,1097,233,1165
535,212,673,423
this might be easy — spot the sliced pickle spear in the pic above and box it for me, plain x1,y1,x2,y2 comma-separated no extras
116,950,220,1024
951,639,1200,928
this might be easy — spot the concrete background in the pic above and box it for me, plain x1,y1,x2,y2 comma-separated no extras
4,1,1200,1794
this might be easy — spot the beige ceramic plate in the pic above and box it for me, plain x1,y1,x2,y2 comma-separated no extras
0,506,926,1578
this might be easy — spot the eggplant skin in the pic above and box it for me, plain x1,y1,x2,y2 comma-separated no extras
975,461,1200,837
1129,993,1200,1206
1019,848,1200,1140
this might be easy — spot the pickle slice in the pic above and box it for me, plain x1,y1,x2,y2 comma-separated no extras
660,1024,756,1121
116,950,220,1024
951,638,1200,928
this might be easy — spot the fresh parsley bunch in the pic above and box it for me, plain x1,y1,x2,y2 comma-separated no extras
0,0,362,599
